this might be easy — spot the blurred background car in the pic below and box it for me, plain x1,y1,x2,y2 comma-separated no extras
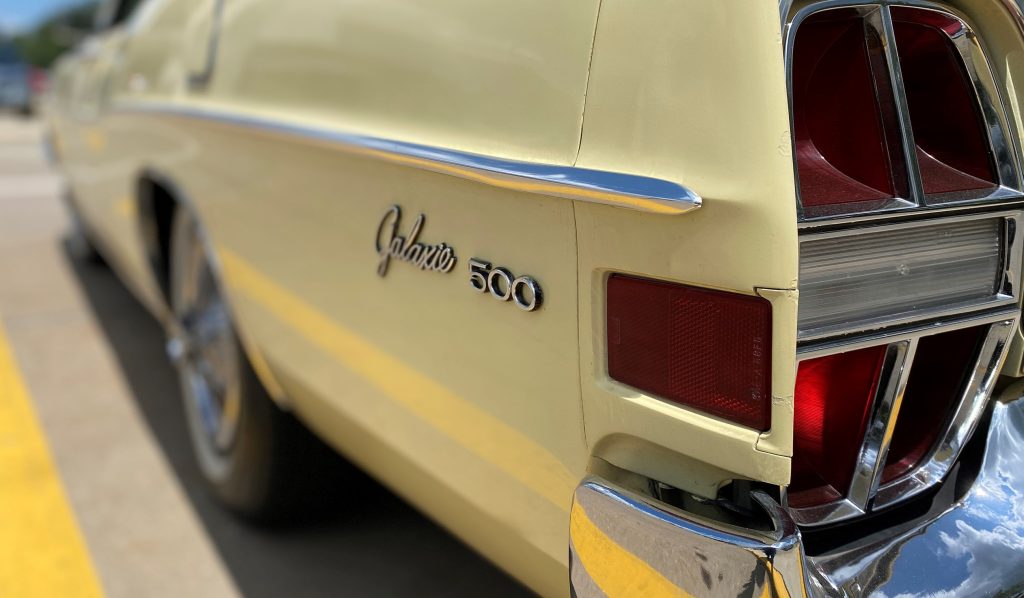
0,39,33,114
0,0,95,114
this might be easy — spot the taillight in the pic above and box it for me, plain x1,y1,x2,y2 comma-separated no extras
792,9,906,210
790,346,887,508
881,325,986,482
891,7,998,195
606,275,772,431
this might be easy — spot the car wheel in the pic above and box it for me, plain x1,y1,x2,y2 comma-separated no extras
167,208,345,522
64,192,105,265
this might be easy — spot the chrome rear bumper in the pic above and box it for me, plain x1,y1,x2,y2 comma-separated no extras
570,394,1024,597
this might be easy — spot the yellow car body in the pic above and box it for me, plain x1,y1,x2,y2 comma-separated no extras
47,0,1024,596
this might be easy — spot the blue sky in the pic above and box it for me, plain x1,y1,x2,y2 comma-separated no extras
0,0,89,33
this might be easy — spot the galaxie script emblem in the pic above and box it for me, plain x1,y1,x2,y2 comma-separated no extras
375,205,457,277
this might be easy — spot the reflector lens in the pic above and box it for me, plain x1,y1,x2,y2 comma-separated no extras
793,9,905,210
606,275,772,430
790,346,888,508
799,217,1002,338
892,7,998,196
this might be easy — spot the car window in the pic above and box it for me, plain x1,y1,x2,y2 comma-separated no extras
113,0,147,25
95,0,149,30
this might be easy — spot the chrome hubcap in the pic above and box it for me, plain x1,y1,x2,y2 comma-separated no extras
169,231,241,453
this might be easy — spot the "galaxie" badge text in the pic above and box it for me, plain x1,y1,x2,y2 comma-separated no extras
375,205,457,277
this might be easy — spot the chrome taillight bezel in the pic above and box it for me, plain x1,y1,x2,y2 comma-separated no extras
784,0,1024,527
784,0,1023,224
791,311,1017,526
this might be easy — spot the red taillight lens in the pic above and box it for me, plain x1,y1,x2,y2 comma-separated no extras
790,346,887,508
891,8,997,195
792,10,906,209
881,326,986,483
606,275,772,430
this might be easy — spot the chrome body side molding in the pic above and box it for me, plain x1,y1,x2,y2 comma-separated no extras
114,101,702,215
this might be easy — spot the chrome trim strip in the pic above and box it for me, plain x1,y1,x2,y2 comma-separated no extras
114,101,702,215
880,5,926,206
847,340,915,508
796,193,1024,229
957,11,1021,189
797,310,1018,358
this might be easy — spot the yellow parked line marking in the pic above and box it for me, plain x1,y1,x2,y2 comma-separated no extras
570,501,692,598
218,249,577,512
0,320,104,598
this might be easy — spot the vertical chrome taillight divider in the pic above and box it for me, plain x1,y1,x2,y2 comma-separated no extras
846,339,917,509
878,5,925,205
863,7,913,203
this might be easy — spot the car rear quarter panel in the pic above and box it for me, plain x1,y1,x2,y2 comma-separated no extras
575,0,800,493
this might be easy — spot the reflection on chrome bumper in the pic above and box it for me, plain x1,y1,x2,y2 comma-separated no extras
571,396,1024,597
570,482,810,597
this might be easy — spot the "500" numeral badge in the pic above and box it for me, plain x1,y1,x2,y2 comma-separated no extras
468,258,543,312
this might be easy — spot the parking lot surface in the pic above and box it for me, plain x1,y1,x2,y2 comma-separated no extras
0,116,532,598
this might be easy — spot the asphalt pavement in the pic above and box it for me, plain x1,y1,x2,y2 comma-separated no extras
0,114,533,598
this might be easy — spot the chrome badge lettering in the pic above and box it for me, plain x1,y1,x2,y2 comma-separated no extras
375,205,457,277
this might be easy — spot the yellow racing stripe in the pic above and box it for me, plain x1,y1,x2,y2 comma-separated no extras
218,249,578,511
570,501,693,598
0,320,104,598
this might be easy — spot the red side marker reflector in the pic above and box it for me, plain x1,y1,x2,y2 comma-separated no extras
606,275,772,431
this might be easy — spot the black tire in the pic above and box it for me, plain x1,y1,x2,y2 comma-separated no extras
168,208,346,522
64,191,106,265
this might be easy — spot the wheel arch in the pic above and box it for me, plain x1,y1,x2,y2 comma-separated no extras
136,169,178,307
134,168,291,406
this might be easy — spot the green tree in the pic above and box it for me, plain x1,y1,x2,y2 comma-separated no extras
12,2,98,68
